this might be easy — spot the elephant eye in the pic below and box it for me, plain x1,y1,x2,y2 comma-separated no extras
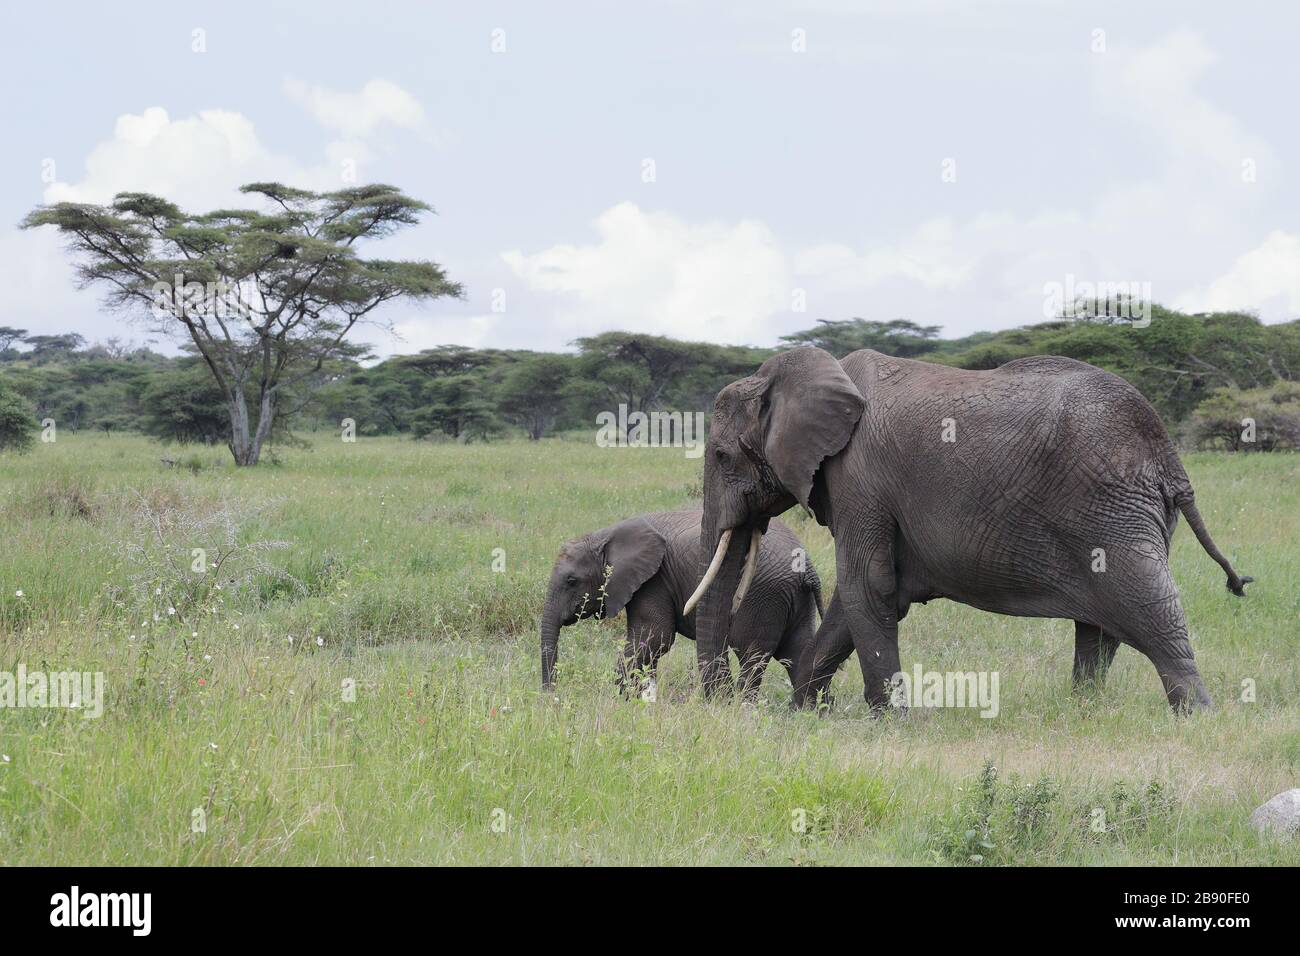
566,575,578,586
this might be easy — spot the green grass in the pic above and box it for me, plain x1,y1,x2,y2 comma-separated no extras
0,433,1297,865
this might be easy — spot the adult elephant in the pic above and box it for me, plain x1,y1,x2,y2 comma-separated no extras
685,347,1251,713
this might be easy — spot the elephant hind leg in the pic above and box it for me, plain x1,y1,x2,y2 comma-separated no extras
1093,573,1212,714
1072,621,1120,690
790,592,854,710
1144,632,1213,714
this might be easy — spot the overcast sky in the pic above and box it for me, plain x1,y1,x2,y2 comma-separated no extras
3,1,1298,357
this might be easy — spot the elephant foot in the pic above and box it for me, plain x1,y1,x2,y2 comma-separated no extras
697,662,735,701
797,690,836,714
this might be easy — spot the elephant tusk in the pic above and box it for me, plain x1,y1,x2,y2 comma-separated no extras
731,529,763,614
683,529,732,616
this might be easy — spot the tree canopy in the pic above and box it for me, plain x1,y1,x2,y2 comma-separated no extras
22,183,461,464
3,307,1297,452
780,318,943,357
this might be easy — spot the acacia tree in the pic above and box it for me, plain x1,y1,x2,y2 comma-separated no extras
23,183,461,464
780,318,942,358
497,354,575,439
0,326,28,355
573,332,710,431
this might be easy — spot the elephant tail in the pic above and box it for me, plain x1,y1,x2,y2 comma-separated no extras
1176,492,1253,597
808,574,825,621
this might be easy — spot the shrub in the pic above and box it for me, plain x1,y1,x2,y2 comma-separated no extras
1185,381,1300,451
768,765,895,841
31,474,99,520
934,761,1179,864
138,365,230,445
107,492,299,624
0,378,36,453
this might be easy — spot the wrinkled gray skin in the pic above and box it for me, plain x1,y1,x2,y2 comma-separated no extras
540,510,830,703
695,347,1252,713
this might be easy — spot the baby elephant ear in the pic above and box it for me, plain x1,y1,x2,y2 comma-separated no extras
761,347,866,510
595,517,668,619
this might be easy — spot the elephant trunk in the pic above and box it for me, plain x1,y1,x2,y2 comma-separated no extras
539,592,563,691
695,531,750,697
696,450,758,696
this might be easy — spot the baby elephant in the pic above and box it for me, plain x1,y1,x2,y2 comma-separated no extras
540,509,829,703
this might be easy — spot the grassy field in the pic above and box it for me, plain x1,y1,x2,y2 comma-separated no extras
0,433,1297,865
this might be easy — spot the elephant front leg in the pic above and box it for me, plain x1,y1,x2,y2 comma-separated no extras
618,595,676,699
1071,621,1119,690
735,650,773,702
838,538,903,714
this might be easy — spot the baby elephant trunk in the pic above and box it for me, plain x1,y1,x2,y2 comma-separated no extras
539,594,563,690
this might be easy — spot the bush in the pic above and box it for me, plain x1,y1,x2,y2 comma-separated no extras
106,492,299,624
138,365,230,445
31,474,99,520
934,761,1179,865
767,765,895,841
0,378,36,453
1185,381,1300,451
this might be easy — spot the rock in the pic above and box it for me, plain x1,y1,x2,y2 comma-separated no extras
1250,789,1300,839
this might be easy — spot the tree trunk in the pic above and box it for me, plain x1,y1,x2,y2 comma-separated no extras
228,387,254,466
246,388,276,466
226,383,275,466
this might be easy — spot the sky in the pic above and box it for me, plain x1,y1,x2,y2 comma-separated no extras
2,0,1298,358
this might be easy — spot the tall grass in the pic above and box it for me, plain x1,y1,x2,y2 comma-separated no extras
0,434,1296,864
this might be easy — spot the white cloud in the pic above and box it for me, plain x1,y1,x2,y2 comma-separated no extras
504,31,1291,344
1175,231,1300,319
40,79,431,209
382,314,505,352
284,77,428,139
1100,30,1273,177
41,107,315,208
503,202,790,344
795,218,978,291
0,227,98,334
13,80,436,349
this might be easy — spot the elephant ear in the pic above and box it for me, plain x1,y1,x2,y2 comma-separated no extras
593,517,668,619
759,347,866,510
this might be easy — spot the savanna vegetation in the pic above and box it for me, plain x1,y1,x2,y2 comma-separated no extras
3,232,1297,863
0,434,1295,864
4,308,1300,460
19,183,462,465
